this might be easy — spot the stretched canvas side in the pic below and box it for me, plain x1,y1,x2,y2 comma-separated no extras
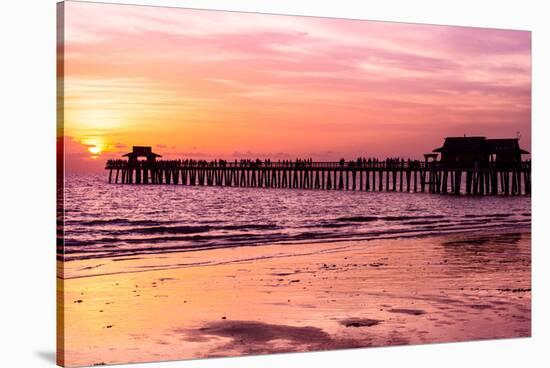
56,1,66,366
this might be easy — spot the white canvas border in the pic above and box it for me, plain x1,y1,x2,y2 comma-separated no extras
1,1,547,367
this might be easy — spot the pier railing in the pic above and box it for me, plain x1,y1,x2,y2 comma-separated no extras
105,159,531,196
106,159,531,171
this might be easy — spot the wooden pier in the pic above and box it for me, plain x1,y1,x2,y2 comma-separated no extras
105,158,531,196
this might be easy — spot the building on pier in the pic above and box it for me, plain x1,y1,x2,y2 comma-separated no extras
486,139,530,165
123,146,162,166
433,137,529,167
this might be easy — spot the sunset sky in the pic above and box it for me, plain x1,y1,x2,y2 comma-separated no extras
59,1,531,173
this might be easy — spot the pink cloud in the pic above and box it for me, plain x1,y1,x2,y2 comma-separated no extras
61,2,531,166
60,137,120,174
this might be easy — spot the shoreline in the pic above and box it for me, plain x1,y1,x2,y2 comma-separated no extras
58,225,530,279
59,229,531,367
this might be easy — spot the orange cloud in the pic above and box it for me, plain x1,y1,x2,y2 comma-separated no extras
60,2,531,173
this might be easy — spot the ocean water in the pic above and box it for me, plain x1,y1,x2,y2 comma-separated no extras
59,173,531,261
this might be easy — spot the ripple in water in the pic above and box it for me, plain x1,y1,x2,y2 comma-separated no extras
58,174,531,261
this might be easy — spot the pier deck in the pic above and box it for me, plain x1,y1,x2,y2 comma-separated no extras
105,159,531,196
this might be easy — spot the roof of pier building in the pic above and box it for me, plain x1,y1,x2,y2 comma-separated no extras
122,146,162,160
433,137,487,154
486,139,529,155
433,137,529,156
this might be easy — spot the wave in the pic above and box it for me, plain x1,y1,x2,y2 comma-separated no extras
334,214,448,222
60,222,531,262
65,218,180,227
335,216,379,222
64,223,281,237
60,217,531,261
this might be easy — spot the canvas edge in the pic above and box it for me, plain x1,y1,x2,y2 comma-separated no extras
56,1,67,367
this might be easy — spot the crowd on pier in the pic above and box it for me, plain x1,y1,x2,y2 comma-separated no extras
106,157,429,169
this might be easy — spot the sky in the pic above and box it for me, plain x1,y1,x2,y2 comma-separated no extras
59,1,531,173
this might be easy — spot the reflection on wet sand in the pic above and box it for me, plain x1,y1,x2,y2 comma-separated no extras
59,230,531,367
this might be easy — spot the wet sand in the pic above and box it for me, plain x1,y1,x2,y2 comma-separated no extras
57,230,531,367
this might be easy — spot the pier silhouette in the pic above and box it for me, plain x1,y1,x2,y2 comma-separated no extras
106,139,531,196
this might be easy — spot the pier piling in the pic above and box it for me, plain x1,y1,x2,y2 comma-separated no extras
105,158,530,196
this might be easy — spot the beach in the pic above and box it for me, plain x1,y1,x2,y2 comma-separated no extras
58,229,531,367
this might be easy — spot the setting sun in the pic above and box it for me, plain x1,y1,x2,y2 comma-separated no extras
88,146,101,155
83,137,106,159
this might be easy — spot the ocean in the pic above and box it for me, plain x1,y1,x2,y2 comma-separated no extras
59,173,531,261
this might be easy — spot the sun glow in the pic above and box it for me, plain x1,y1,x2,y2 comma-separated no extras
88,146,102,155
83,137,106,159
60,1,532,174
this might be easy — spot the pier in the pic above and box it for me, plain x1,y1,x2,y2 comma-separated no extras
105,146,531,196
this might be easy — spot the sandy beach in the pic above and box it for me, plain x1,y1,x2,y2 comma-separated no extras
57,229,531,367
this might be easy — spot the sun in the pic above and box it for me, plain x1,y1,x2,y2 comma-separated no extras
83,137,106,159
88,145,102,155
